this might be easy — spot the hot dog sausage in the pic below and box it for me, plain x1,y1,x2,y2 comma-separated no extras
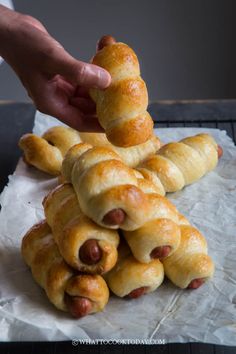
150,246,171,259
127,286,148,299
79,239,102,265
97,35,116,51
217,145,223,158
65,294,92,318
187,278,204,289
103,208,126,226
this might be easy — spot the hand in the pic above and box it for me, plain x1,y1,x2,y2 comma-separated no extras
0,6,111,131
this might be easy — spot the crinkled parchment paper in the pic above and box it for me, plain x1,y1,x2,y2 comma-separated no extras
0,111,235,343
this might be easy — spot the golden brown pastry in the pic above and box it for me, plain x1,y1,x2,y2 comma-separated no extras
162,224,215,289
79,132,161,168
89,36,154,147
21,220,109,318
122,176,214,282
122,178,181,263
43,183,119,274
105,241,164,298
79,132,110,147
138,133,222,195
61,143,151,230
19,126,81,175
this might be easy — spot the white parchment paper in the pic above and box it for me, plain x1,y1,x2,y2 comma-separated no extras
0,111,236,344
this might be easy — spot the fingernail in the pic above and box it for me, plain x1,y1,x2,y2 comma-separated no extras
96,69,111,89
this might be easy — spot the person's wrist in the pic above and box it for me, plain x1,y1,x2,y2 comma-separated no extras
0,6,21,56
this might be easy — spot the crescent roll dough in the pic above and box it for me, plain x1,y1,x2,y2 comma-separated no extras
19,126,81,175
21,220,109,317
162,224,215,289
79,132,161,168
61,143,151,230
105,242,164,298
90,42,154,147
138,133,219,194
43,183,119,274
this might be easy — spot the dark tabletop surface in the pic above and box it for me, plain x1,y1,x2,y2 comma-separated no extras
0,100,236,354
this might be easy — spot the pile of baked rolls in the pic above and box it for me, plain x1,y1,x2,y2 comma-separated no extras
19,36,222,318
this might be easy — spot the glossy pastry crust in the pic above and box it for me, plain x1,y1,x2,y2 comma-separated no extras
138,133,219,194
43,183,120,274
79,132,161,168
21,220,109,315
90,42,154,147
123,178,181,263
19,126,81,175
122,176,214,289
61,143,152,230
105,242,164,298
162,225,215,288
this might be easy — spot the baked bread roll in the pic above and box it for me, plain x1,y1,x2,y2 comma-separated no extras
138,133,221,195
21,220,109,318
19,126,81,175
162,224,215,289
122,178,181,262
89,36,154,147
105,241,164,298
122,177,213,273
79,132,161,167
61,143,151,230
43,183,119,274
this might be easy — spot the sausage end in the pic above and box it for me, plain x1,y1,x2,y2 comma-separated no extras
126,286,148,299
187,278,205,289
103,208,126,226
97,35,116,51
150,245,171,259
65,294,92,318
79,239,102,265
217,145,223,158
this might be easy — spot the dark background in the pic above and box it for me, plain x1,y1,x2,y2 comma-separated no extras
0,0,235,102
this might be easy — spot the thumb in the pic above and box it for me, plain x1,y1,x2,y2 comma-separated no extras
52,50,111,89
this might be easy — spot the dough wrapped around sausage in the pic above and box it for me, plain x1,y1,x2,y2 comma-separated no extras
79,132,161,168
19,126,81,175
43,183,119,274
138,133,221,195
61,143,151,230
122,178,181,263
90,36,154,147
162,224,215,289
21,220,109,318
122,177,213,283
105,242,164,298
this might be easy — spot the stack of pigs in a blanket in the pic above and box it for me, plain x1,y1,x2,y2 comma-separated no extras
19,36,222,318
